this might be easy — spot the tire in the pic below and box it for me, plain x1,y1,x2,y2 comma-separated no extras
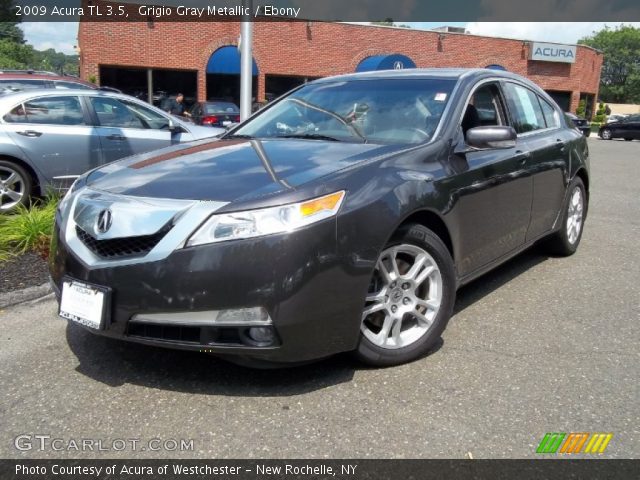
600,128,612,140
624,138,633,141
355,224,456,367
0,160,32,213
546,177,587,256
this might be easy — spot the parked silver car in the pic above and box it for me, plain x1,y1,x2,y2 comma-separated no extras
0,89,223,212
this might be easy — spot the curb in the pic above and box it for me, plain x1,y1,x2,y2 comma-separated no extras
0,283,53,309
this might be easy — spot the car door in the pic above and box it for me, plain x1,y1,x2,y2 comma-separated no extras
501,82,569,241
88,95,175,163
448,81,533,277
2,94,102,186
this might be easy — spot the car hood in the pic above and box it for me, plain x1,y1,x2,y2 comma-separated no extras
86,138,406,202
184,123,225,139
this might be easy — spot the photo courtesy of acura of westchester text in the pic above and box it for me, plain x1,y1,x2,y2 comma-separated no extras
0,0,639,476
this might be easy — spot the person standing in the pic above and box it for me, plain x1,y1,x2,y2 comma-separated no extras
165,93,191,118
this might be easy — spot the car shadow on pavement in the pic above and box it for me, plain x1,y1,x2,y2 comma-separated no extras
65,247,547,395
453,247,550,315
65,323,358,395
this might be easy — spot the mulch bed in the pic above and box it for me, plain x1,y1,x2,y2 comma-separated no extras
0,252,50,294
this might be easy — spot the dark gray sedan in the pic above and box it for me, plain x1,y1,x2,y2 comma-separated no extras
50,69,589,367
0,90,222,212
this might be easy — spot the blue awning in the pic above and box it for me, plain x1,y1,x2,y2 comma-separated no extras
206,46,259,76
356,54,416,72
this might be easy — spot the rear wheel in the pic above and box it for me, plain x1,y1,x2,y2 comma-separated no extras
356,224,456,367
546,177,586,256
600,128,612,140
0,161,31,213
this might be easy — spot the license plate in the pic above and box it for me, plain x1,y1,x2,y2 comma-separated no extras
222,120,232,126
59,279,107,330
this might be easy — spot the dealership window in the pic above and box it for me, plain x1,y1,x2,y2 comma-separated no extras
503,83,546,134
4,96,85,125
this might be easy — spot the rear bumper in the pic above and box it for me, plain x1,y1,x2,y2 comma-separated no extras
49,218,368,364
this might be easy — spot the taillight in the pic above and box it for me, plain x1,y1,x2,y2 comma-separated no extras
234,115,240,122
202,115,218,125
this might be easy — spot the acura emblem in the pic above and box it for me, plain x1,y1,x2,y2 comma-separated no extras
95,209,113,234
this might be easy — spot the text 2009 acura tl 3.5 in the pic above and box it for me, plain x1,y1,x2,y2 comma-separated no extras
50,69,589,367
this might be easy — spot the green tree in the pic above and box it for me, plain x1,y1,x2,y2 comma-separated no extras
575,99,586,117
0,0,25,43
579,25,640,103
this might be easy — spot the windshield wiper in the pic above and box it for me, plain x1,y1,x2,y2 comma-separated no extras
277,133,342,142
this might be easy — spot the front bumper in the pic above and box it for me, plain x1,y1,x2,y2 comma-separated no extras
50,217,368,364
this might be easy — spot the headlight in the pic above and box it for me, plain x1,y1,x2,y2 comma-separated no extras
57,177,84,217
186,191,345,247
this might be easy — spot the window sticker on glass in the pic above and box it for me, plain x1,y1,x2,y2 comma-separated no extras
435,93,448,102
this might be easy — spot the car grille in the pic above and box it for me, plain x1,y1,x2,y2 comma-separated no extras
76,226,169,259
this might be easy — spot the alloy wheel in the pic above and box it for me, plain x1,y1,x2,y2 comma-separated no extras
0,166,26,212
601,129,612,140
566,186,584,245
361,244,443,349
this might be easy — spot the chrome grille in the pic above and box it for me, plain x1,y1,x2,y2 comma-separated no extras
76,226,170,259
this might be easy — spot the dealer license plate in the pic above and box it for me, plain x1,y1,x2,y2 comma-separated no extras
59,280,106,330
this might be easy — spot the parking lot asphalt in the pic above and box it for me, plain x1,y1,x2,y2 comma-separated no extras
0,137,638,459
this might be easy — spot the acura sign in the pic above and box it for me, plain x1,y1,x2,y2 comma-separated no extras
530,42,577,63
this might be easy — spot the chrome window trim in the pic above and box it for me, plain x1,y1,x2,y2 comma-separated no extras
455,76,510,131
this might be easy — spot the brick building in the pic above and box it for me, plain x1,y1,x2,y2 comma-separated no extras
78,17,603,116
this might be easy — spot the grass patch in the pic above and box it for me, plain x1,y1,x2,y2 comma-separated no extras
0,196,58,262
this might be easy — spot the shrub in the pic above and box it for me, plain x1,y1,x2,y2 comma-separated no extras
576,99,586,117
0,195,58,262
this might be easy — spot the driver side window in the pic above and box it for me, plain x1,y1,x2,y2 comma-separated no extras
461,83,507,138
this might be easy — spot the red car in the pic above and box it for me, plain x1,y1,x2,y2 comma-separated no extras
189,101,241,127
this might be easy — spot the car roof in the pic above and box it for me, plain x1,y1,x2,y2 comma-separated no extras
0,88,142,106
0,72,90,83
310,68,524,83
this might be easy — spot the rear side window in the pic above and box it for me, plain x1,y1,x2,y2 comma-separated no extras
539,97,559,129
4,96,85,125
503,83,546,134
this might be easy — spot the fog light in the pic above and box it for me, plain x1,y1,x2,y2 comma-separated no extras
248,327,275,344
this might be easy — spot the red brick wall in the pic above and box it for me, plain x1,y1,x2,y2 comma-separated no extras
79,14,603,113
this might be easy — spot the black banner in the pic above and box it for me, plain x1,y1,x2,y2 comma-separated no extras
1,460,639,480
7,0,640,22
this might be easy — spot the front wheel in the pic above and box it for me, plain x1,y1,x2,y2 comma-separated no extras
600,128,612,140
356,224,456,367
0,160,32,213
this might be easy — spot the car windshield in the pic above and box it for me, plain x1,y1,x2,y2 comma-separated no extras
232,78,457,144
205,102,239,114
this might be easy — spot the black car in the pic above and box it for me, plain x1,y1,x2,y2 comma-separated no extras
50,69,589,367
599,114,640,141
189,101,241,127
565,112,591,137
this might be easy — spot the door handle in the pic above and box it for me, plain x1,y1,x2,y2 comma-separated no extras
16,130,42,137
514,150,531,165
106,134,125,141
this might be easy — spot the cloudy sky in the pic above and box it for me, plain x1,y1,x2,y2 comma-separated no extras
20,22,640,55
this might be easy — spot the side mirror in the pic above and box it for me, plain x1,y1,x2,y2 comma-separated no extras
168,118,183,135
465,126,517,150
